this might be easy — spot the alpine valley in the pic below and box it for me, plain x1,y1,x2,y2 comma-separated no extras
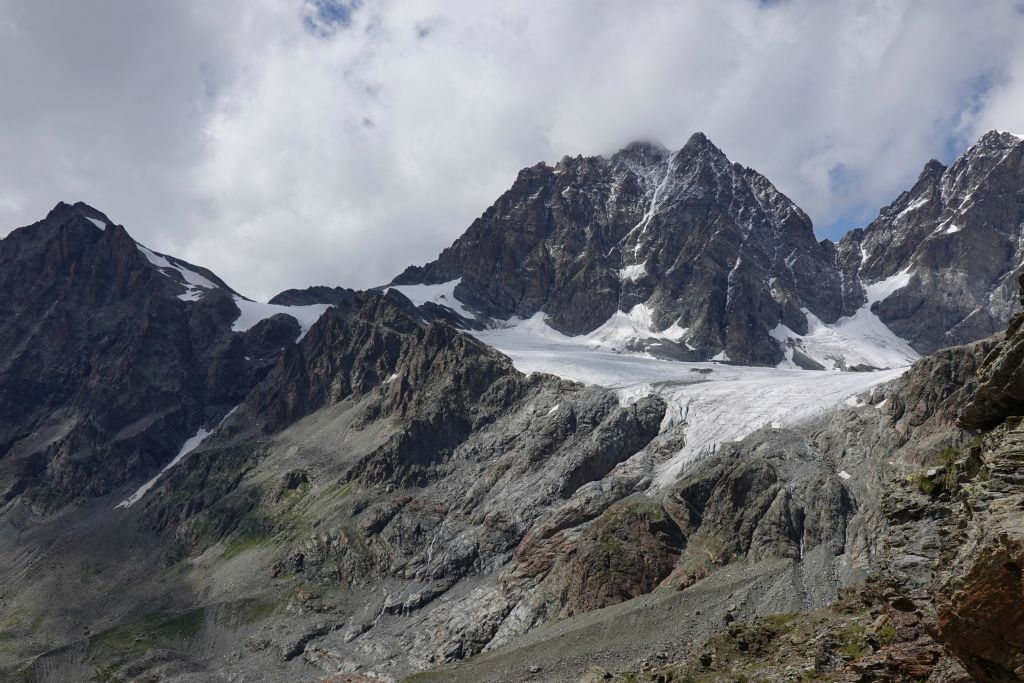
2,130,1024,683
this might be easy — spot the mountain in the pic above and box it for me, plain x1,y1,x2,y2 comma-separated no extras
391,130,1024,371
3,130,1024,683
389,134,914,370
393,133,857,366
840,130,1024,354
0,201,332,509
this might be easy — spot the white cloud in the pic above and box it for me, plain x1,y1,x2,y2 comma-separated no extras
1,0,1023,299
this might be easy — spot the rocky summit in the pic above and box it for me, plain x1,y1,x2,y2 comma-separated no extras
2,131,1024,683
394,133,854,366
841,130,1024,354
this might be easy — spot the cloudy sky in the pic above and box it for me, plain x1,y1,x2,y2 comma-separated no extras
1,0,1023,300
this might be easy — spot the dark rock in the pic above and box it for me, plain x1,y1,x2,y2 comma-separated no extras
0,202,277,508
393,134,852,365
842,131,1024,354
268,285,356,306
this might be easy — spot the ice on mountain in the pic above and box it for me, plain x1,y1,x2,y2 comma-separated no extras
473,317,904,489
619,263,648,281
584,304,688,349
864,266,913,305
114,406,239,509
895,195,929,220
386,278,475,320
772,266,917,370
139,244,330,339
232,298,330,341
771,304,918,371
137,245,219,301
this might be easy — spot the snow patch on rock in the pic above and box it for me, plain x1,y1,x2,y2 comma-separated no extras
619,263,648,281
584,304,687,349
864,267,914,305
895,196,930,220
232,298,330,341
386,278,475,320
771,268,918,370
137,245,219,301
114,406,240,509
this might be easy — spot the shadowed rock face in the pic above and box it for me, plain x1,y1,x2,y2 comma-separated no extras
959,273,1024,430
840,131,1024,354
0,202,302,508
394,134,852,365
935,425,1024,682
268,285,356,306
930,277,1024,681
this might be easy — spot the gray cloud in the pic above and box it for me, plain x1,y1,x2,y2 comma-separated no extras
1,0,1023,299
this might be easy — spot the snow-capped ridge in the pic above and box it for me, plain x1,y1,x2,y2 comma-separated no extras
231,298,331,341
137,244,220,302
136,243,330,340
385,278,476,321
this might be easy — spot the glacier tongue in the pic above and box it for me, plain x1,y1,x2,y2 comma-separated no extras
383,276,915,489
473,313,907,489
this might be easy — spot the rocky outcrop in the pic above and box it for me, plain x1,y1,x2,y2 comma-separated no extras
923,294,1024,681
583,585,970,683
960,274,1024,429
882,334,995,464
268,285,356,306
934,422,1024,681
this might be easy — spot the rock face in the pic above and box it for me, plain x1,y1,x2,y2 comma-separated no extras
840,130,1024,353
934,422,1024,681
394,130,1024,366
935,291,1024,681
268,285,356,306
395,134,853,365
0,202,323,509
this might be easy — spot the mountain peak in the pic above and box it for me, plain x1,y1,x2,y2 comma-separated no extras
619,139,668,156
681,131,725,155
44,201,115,232
920,158,946,179
978,128,1024,147
685,131,711,146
